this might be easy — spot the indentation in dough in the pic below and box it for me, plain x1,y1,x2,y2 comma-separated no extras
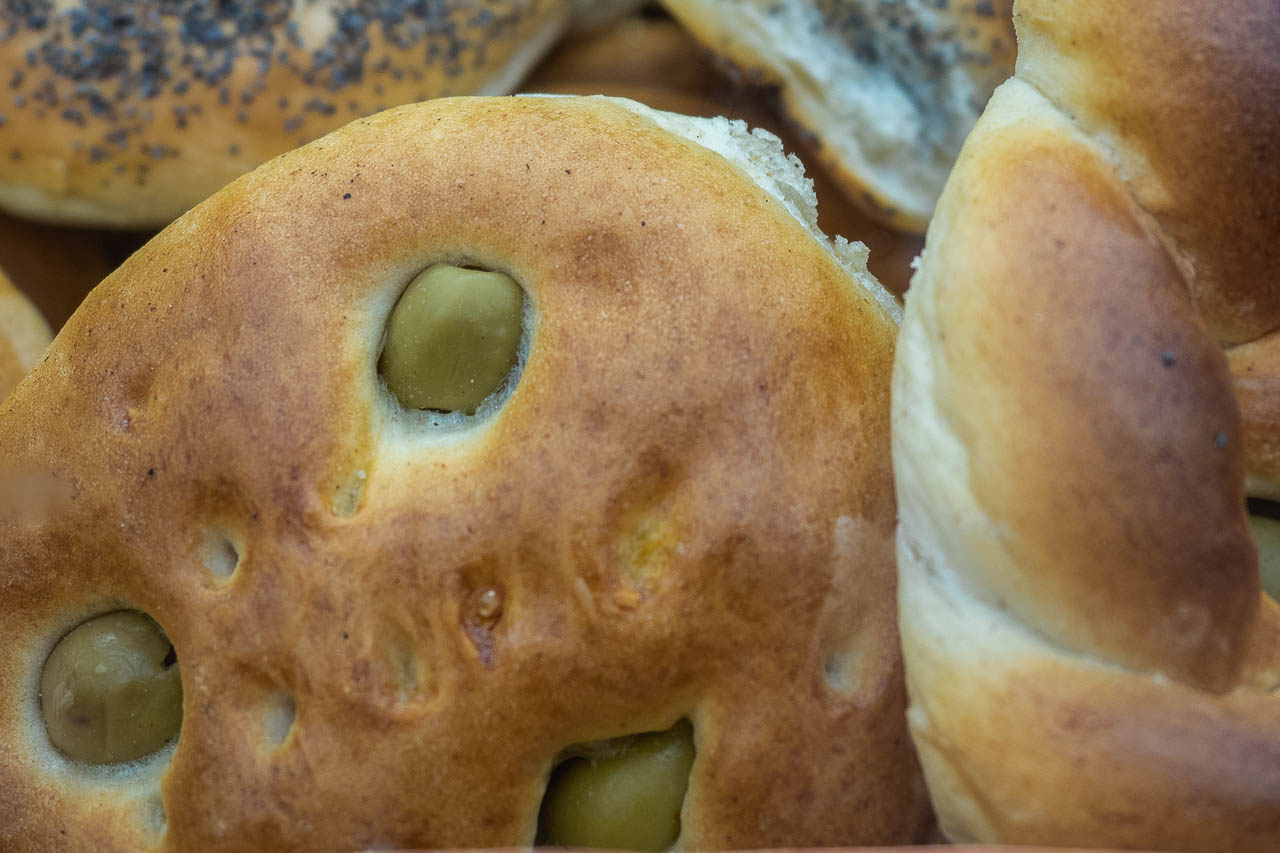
116,370,154,432
348,619,433,715
331,468,367,518
199,530,240,580
263,689,297,748
142,793,166,834
610,458,685,597
817,515,891,701
617,511,676,591
462,585,504,666
823,644,867,697
378,623,427,708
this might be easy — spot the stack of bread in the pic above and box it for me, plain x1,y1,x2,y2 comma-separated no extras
1,1,1275,852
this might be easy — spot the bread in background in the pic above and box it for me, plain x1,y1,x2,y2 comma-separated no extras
660,0,1016,232
0,212,141,330
0,267,51,399
0,1,641,228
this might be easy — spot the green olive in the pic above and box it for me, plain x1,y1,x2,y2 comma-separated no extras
1249,513,1280,601
379,265,525,414
40,611,183,764
538,719,695,852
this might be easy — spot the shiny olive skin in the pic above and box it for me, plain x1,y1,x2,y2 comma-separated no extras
40,611,183,764
379,265,524,414
1249,514,1280,601
539,720,695,852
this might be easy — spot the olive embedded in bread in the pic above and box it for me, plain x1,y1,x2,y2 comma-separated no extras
893,1,1280,849
379,265,525,414
0,1,638,228
538,720,695,851
39,611,183,765
0,95,926,849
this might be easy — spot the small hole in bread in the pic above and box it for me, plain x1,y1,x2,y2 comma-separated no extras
1247,498,1280,601
365,622,430,711
331,469,367,518
143,794,166,835
537,719,695,852
823,645,866,697
263,690,297,748
200,531,240,580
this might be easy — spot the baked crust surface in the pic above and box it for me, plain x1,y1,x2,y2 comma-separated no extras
0,95,925,850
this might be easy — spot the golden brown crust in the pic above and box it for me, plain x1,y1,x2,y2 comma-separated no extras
1015,0,1280,345
0,2,629,228
893,0,1280,845
522,59,922,296
929,95,1256,690
902,580,1280,850
0,96,925,850
0,267,52,399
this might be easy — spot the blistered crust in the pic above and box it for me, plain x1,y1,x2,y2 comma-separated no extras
0,96,924,850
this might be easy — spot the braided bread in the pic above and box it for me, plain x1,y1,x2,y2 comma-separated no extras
0,95,929,850
893,1,1280,848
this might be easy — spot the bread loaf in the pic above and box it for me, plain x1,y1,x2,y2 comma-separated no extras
0,94,928,851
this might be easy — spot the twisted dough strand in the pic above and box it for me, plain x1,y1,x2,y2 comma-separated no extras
894,1,1280,848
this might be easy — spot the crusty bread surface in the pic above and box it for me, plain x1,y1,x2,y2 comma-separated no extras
523,15,924,296
0,2,637,228
0,95,926,851
893,1,1280,849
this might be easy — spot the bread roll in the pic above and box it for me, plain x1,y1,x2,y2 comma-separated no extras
893,1,1280,849
0,267,51,399
660,0,1016,231
0,1,638,228
0,95,928,850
